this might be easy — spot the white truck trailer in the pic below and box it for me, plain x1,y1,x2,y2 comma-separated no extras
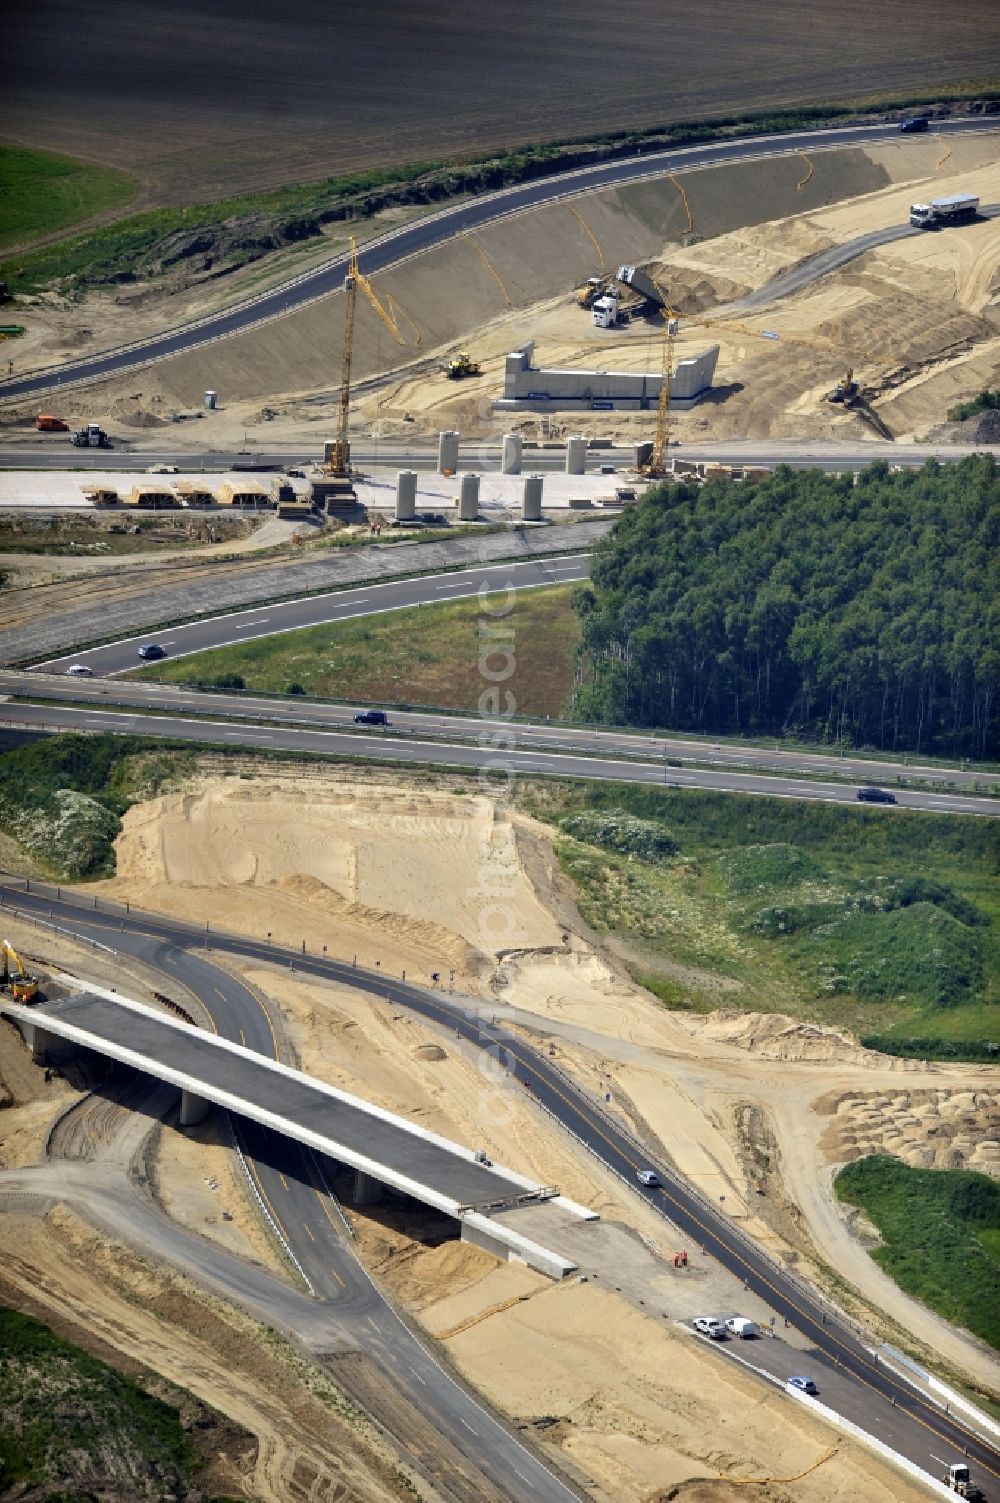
909,193,979,229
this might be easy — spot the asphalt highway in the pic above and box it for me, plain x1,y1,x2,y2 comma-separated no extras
4,700,997,817
5,668,988,792
5,900,583,1503
1,439,996,475
3,878,998,1499
33,555,592,676
2,120,996,402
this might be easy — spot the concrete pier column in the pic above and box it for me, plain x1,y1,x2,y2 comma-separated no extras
353,1170,384,1206
179,1088,210,1128
395,470,417,522
438,430,460,474
521,475,543,522
23,1023,64,1066
501,434,522,474
565,436,587,475
458,473,480,522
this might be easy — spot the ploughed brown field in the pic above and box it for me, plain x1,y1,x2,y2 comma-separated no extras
3,0,998,205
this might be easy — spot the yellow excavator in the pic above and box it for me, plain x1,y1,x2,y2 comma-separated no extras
1,939,39,1002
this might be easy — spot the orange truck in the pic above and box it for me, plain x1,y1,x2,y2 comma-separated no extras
36,414,69,432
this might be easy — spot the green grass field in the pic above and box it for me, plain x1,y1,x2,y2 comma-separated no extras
138,584,582,718
533,783,1000,1053
834,1158,1000,1351
0,146,136,252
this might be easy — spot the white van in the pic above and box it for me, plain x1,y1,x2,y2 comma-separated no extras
725,1316,757,1339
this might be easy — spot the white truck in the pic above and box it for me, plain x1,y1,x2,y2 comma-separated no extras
909,193,979,229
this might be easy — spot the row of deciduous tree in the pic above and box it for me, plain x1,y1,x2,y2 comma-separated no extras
570,457,998,756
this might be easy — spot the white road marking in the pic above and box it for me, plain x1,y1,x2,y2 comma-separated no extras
460,1419,477,1434
409,1367,426,1384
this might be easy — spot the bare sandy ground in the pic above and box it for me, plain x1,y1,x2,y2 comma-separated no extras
92,771,1000,1404
6,134,998,457
0,1206,432,1503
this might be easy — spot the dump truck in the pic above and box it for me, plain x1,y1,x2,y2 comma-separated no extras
71,422,112,448
909,193,979,229
36,414,69,432
1,940,39,1003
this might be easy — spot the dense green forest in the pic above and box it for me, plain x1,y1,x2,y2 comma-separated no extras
571,457,999,756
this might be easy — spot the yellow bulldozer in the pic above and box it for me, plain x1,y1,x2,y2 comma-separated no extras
446,351,482,380
1,939,39,1002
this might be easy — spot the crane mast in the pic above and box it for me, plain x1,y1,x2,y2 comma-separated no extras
329,238,411,477
330,246,359,476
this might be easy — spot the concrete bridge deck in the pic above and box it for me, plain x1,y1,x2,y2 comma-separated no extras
2,985,589,1277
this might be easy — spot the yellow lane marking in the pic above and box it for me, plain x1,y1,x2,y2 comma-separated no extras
303,1222,316,1242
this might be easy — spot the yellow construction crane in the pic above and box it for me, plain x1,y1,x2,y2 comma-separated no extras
643,305,679,478
329,237,410,476
1,939,38,1002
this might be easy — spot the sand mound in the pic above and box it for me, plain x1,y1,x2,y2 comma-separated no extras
99,777,564,987
412,1043,446,1062
819,1087,1000,1176
685,1010,893,1065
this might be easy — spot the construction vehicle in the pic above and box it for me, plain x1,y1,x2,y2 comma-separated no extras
36,414,69,432
446,351,481,380
909,193,979,229
577,275,609,309
827,369,860,404
70,422,111,449
943,1462,985,1500
1,940,39,1003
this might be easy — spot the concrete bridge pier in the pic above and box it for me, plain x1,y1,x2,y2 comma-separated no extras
22,1022,73,1066
353,1170,385,1206
179,1088,210,1128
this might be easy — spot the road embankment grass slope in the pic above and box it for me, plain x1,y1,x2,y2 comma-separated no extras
834,1157,1000,1352
136,584,581,718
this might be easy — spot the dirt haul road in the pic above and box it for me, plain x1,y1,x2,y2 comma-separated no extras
87,770,1000,1396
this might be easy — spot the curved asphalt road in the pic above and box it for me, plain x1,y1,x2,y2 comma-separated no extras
726,204,1000,313
3,878,999,1499
7,903,584,1503
2,120,996,402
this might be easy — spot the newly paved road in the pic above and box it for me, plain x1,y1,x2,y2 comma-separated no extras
725,204,1000,313
1,439,996,474
3,879,998,1499
3,699,996,817
2,120,996,401
2,904,583,1503
27,989,535,1209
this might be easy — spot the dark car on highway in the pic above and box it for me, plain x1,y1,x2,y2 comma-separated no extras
353,710,388,726
138,643,166,660
856,786,897,805
899,116,929,133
